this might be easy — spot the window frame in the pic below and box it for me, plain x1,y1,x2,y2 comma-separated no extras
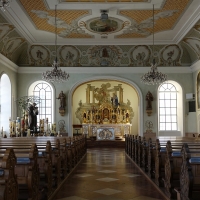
28,81,55,126
0,73,11,135
158,80,183,137
158,83,178,131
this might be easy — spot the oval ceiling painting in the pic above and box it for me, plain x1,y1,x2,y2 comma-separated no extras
86,17,123,34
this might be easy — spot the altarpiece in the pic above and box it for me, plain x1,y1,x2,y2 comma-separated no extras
75,83,134,140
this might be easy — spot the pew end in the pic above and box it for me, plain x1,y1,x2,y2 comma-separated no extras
174,187,181,200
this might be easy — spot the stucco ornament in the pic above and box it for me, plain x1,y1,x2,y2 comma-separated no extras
123,10,178,36
29,45,51,66
31,10,91,37
88,45,122,66
129,45,151,66
159,44,182,66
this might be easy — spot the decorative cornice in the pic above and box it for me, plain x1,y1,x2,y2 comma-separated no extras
173,3,200,44
18,66,192,74
0,53,18,72
190,60,200,72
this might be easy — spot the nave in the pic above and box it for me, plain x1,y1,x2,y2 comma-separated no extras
55,148,165,200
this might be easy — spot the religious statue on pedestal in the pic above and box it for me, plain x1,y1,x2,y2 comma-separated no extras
146,91,154,116
27,102,38,132
57,91,66,116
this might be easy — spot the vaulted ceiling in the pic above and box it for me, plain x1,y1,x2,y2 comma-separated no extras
0,0,200,67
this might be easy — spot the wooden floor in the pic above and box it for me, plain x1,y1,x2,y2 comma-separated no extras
54,148,166,200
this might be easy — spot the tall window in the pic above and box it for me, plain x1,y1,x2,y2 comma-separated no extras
159,82,177,131
28,81,54,125
0,74,11,134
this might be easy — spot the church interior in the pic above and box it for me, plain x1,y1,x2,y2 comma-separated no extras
0,0,200,199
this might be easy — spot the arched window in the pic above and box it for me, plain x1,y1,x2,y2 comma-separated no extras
0,74,11,135
158,81,183,136
159,83,177,130
28,81,54,125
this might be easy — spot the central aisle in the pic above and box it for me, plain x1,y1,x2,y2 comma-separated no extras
55,148,165,200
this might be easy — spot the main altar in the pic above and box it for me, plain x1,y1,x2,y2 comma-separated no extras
75,82,134,139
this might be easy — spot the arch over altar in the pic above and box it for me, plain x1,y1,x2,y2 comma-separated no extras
68,76,143,137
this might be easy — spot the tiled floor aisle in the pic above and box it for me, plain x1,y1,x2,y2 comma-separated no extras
55,148,165,200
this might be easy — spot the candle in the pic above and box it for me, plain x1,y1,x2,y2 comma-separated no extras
21,118,24,131
54,123,56,133
27,129,30,137
13,121,16,135
1,127,3,137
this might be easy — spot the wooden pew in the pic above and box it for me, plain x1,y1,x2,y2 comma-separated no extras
0,144,40,200
150,139,200,188
172,143,200,200
125,135,200,200
51,139,61,187
131,135,135,160
147,138,155,178
138,136,143,167
0,140,54,197
134,135,139,164
125,134,129,154
0,135,87,199
15,143,40,200
146,138,200,196
142,137,148,172
1,137,67,179
1,136,86,172
0,148,18,200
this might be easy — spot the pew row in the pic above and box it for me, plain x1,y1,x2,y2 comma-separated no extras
0,135,87,200
0,148,18,200
125,134,200,200
175,143,200,200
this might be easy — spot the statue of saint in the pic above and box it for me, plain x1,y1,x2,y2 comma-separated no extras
146,91,154,110
27,103,38,131
57,91,66,109
113,94,118,107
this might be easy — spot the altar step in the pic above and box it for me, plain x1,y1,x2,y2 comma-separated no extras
87,137,125,148
115,136,124,140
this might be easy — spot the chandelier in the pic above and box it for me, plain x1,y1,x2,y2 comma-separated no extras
141,5,167,85
42,5,69,83
0,0,11,11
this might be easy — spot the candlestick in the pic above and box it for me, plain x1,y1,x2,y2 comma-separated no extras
21,117,24,134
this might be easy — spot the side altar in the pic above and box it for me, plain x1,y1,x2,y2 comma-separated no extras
75,83,134,139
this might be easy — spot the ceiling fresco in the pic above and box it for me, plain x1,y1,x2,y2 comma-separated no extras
18,0,192,39
0,0,199,67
